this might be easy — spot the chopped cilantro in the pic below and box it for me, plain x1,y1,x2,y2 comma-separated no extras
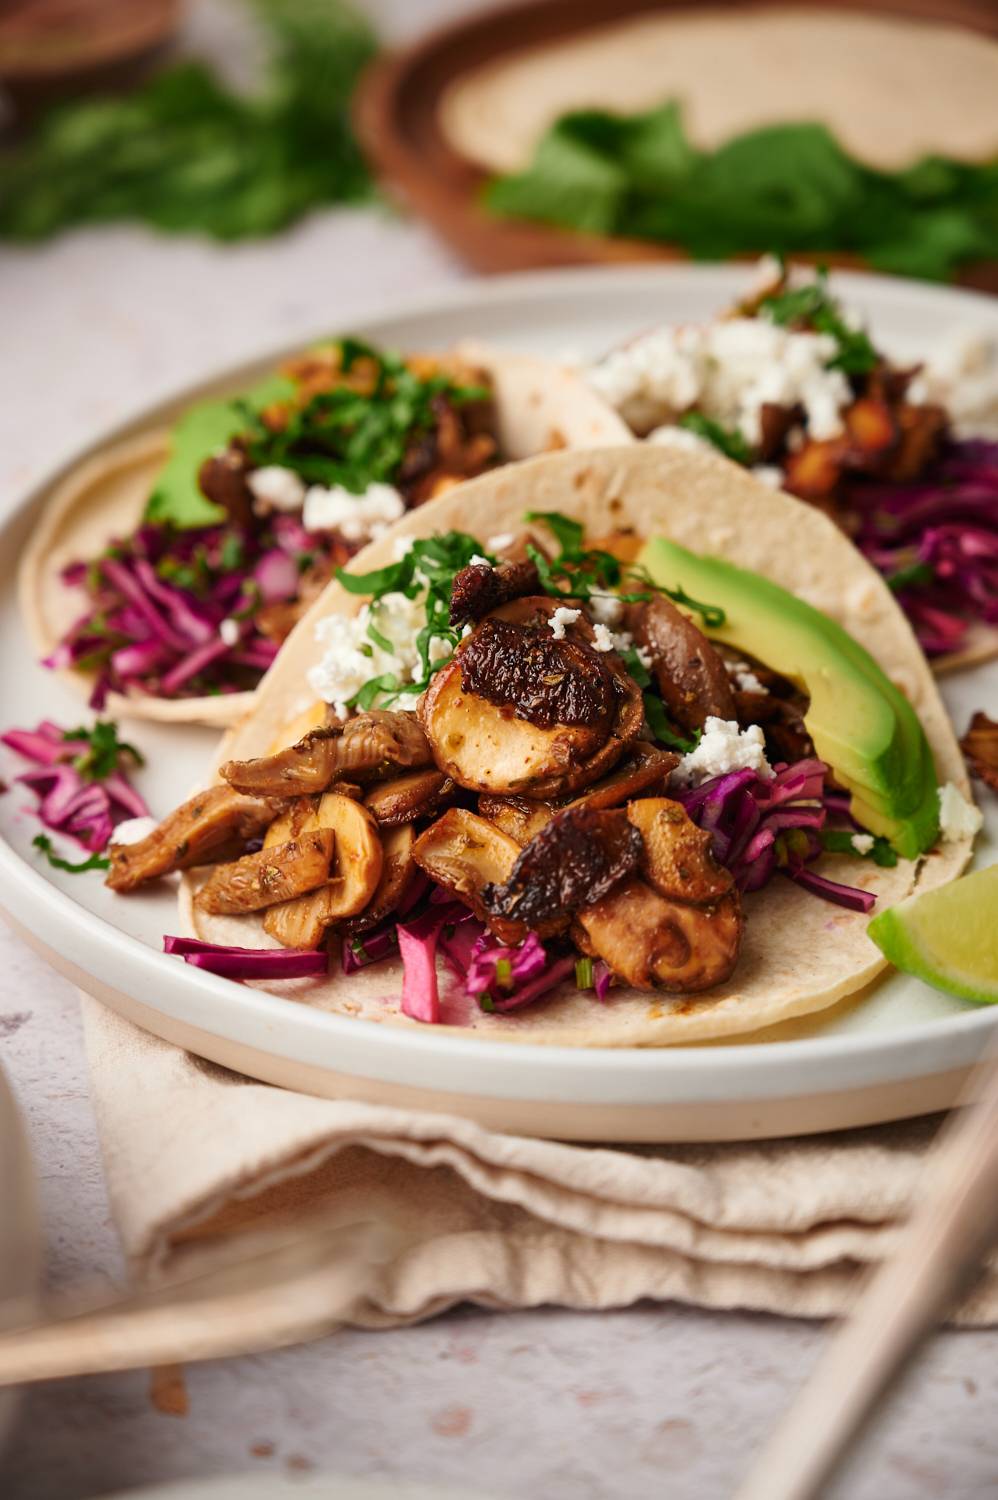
820,829,898,867
32,834,110,874
887,561,936,593
641,693,696,753
677,412,753,465
62,721,144,781
758,270,878,374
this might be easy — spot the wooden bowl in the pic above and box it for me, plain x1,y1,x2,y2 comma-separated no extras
353,0,998,291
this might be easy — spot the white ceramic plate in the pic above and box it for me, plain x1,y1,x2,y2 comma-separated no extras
0,266,995,1142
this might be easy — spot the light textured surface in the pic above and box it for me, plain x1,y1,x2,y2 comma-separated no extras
2,3,998,1497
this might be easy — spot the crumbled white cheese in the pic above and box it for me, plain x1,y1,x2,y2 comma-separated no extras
247,465,306,514
591,623,614,652
393,535,415,559
727,660,766,694
646,423,715,454
302,481,405,544
219,618,240,647
308,586,443,718
487,532,515,552
548,607,581,640
671,717,773,788
469,554,492,568
590,317,851,445
937,782,983,843
588,593,626,627
851,833,875,856
907,328,998,438
112,816,158,847
752,465,784,490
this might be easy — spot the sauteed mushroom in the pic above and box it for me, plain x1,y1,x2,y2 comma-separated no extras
263,791,383,947
412,807,528,943
363,769,455,827
222,710,432,798
342,824,417,936
483,805,643,930
194,830,335,916
449,557,541,626
635,595,736,733
478,743,676,847
420,597,643,798
106,785,287,893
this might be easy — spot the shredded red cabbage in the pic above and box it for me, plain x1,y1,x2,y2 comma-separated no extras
849,440,998,656
163,935,328,980
676,758,876,912
2,720,149,854
48,519,306,706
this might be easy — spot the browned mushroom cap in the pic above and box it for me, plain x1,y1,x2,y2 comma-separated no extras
483,805,642,932
626,798,733,905
576,880,742,993
449,558,541,626
198,446,254,526
420,597,643,799
263,792,383,948
222,710,432,797
478,794,557,847
635,595,736,734
194,830,335,916
106,785,288,893
412,807,531,945
363,769,455,827
341,825,417,937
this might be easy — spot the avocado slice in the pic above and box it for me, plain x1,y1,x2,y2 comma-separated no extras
638,538,940,858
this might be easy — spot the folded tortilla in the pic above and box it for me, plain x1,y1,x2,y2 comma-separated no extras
180,445,974,1045
19,350,630,728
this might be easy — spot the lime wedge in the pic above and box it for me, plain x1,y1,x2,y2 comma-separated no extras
868,866,998,1005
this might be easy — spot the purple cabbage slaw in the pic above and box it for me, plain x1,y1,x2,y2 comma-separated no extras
48,513,324,707
675,758,877,915
1,719,149,853
848,439,998,657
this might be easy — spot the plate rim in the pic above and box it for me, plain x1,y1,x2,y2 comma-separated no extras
2,261,997,1114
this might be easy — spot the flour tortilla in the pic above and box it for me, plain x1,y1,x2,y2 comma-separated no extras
18,350,630,728
441,7,998,176
179,445,974,1046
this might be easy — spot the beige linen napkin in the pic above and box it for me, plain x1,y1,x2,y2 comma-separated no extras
80,995,998,1331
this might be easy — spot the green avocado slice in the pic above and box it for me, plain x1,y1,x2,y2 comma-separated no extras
638,537,940,858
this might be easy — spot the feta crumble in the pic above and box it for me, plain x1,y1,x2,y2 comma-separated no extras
302,481,405,544
487,532,515,552
246,465,306,514
726,660,766,694
646,423,715,455
851,833,875,856
591,623,614,652
588,593,625,627
751,465,784,490
589,318,851,446
219,618,240,647
671,717,773,788
308,586,444,719
908,329,998,439
937,782,983,843
469,554,492,568
548,607,581,639
112,816,158,847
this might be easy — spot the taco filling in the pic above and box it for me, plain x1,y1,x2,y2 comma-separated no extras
43,339,499,708
587,260,998,663
103,468,979,1037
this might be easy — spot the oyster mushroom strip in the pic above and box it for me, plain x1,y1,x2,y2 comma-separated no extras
420,596,643,799
221,711,433,798
448,557,541,626
363,769,456,827
479,741,678,846
412,807,539,946
194,830,336,916
577,799,742,994
262,792,384,948
634,594,736,734
105,786,289,893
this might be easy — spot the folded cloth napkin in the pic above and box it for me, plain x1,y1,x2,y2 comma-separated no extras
80,994,998,1330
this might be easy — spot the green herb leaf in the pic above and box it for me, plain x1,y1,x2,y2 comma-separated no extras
641,693,696,753
887,561,936,593
820,828,898,867
62,720,144,781
758,270,878,374
32,833,110,874
677,412,753,465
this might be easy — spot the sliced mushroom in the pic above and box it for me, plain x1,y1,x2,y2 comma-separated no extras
626,798,733,905
263,792,383,948
194,830,335,916
106,785,287,893
449,558,541,626
483,805,642,932
478,795,556,847
576,879,742,993
477,744,676,848
341,825,416,936
635,595,736,734
412,807,525,943
266,700,333,754
420,597,642,798
222,710,432,798
363,769,455,827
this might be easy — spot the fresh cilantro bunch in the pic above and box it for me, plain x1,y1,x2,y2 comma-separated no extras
0,0,376,242
486,101,998,282
238,339,489,492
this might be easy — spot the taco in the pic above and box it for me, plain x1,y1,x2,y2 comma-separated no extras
583,261,998,674
105,445,978,1045
20,339,629,727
